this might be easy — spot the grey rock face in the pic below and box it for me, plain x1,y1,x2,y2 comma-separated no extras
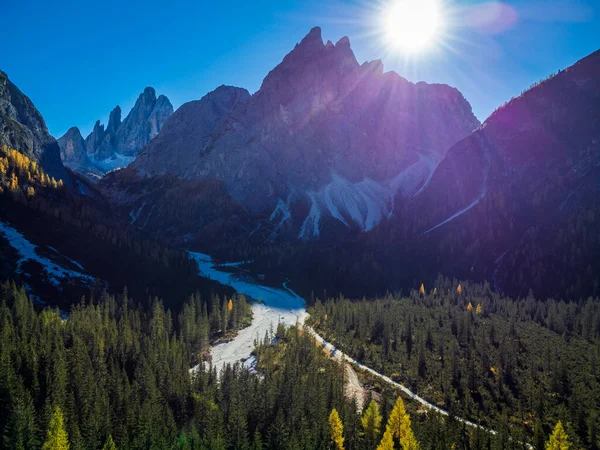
114,88,173,157
122,27,480,237
85,120,105,156
61,87,173,177
0,70,70,184
133,85,251,176
58,127,102,179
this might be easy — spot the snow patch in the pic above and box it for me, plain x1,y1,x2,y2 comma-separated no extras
299,192,322,239
0,221,95,286
92,153,136,172
274,153,440,239
129,201,147,224
422,147,492,234
188,252,307,374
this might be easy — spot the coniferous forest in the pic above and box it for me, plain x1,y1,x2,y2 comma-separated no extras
0,279,587,450
308,278,600,449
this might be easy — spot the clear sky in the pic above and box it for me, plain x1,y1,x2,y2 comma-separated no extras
2,0,599,138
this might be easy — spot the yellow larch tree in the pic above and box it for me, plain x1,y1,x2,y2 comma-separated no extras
329,408,345,450
419,284,425,295
9,173,18,191
545,421,571,450
362,399,383,446
42,406,70,450
377,430,395,450
384,397,420,450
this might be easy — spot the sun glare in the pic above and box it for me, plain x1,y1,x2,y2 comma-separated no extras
384,0,443,53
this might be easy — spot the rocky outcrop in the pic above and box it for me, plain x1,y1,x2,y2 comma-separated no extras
58,127,102,179
133,85,251,176
114,27,479,239
114,87,172,157
60,87,173,178
0,70,70,184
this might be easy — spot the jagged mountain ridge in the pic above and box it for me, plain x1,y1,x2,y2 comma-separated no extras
59,87,173,178
299,47,600,300
105,27,480,241
0,70,70,184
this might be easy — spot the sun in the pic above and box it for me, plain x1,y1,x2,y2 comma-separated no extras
383,0,443,53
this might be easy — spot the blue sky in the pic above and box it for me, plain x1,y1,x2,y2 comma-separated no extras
3,0,599,138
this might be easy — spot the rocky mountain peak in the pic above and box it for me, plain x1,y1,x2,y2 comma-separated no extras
106,106,122,134
61,87,173,177
142,86,156,99
108,26,481,240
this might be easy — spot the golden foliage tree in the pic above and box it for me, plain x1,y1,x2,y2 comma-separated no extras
545,421,571,450
457,284,462,294
377,430,395,450
42,406,69,450
384,397,420,450
329,408,345,450
9,173,18,191
419,284,425,295
227,299,233,311
361,399,383,444
475,303,482,314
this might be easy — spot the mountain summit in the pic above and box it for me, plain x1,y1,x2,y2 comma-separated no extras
106,27,480,241
59,87,173,179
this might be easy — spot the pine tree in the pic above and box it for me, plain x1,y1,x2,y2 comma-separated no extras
329,409,345,450
546,421,571,450
362,400,382,447
42,406,70,450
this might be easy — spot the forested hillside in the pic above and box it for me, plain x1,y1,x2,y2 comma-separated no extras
0,145,232,311
308,277,600,448
0,282,578,449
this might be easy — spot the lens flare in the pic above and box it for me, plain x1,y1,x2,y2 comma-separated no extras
384,0,443,53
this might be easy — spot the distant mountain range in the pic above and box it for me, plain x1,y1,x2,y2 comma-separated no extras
58,87,172,179
1,27,599,301
103,27,480,240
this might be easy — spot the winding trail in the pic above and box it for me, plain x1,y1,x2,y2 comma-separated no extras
306,326,532,448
